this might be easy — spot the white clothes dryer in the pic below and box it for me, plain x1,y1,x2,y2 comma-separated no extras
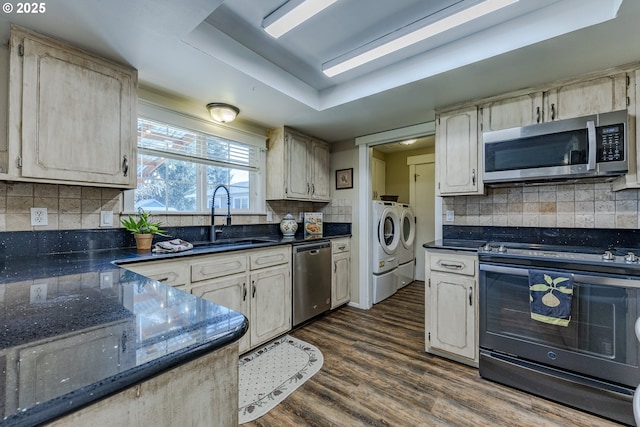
396,203,416,288
371,201,400,274
371,201,401,303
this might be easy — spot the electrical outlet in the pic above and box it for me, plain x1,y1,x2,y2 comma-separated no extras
100,272,113,289
30,283,47,303
30,208,48,226
100,210,114,227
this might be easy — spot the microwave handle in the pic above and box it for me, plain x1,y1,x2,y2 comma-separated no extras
587,120,596,171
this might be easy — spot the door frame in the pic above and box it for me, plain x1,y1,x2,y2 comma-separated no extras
355,121,436,309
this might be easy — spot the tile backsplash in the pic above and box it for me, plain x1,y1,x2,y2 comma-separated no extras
0,182,353,232
443,182,640,229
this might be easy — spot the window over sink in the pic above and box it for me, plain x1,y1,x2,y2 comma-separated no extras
123,103,266,214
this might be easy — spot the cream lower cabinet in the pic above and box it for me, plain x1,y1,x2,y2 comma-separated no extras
331,238,351,308
425,249,478,367
124,246,292,355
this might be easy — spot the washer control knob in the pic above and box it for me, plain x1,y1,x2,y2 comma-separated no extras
602,250,615,261
625,252,638,263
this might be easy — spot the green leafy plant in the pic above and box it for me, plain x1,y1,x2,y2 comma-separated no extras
121,208,169,236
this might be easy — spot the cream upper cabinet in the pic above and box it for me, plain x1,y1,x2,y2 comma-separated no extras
436,105,482,196
266,127,331,202
481,92,544,131
544,72,629,121
425,249,478,367
6,26,137,188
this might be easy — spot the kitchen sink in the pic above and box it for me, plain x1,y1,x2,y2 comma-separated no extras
192,237,279,248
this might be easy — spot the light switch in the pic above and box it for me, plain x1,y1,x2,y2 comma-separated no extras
445,210,455,222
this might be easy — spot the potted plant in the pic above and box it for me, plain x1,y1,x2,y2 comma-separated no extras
121,208,169,251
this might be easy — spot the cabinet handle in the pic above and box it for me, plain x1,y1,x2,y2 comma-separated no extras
252,281,256,298
156,277,169,282
312,184,315,195
242,283,247,301
307,183,310,194
551,103,556,120
439,262,463,270
536,106,540,123
338,245,346,250
471,169,476,186
468,287,473,306
122,155,129,177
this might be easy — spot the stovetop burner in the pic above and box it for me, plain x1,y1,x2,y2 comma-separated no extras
478,241,640,274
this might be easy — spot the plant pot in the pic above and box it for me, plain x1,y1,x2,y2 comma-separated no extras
134,233,154,252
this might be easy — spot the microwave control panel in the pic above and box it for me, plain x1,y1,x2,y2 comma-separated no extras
597,124,624,162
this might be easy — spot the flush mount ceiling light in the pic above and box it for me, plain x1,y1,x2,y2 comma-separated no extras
262,0,339,38
322,0,519,77
206,103,240,123
400,139,417,146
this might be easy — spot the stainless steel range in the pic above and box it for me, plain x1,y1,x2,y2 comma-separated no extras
478,242,640,426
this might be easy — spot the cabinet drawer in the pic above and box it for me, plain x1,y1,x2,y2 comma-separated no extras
249,246,291,270
429,253,477,276
191,254,247,282
124,261,189,288
332,238,350,254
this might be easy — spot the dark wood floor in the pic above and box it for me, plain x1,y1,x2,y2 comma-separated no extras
244,281,622,426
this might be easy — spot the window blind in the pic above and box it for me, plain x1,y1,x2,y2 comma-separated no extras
138,117,260,171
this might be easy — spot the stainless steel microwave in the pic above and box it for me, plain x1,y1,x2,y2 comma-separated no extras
482,109,628,184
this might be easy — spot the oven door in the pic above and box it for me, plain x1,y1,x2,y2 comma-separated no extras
479,263,640,388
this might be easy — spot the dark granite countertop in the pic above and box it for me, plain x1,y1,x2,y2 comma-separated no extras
423,239,487,252
0,229,351,426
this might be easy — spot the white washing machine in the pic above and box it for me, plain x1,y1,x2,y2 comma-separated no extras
396,203,416,289
371,201,400,303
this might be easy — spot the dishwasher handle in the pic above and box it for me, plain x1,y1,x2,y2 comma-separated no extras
293,241,331,254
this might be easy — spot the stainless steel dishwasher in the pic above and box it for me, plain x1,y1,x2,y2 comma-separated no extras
292,240,332,327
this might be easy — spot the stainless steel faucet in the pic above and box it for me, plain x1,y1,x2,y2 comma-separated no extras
210,184,231,241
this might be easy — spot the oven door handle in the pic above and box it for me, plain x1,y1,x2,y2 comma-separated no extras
480,263,640,289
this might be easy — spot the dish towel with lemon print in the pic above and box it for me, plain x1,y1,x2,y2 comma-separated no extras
529,269,574,327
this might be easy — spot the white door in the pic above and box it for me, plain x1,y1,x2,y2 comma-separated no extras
411,161,436,281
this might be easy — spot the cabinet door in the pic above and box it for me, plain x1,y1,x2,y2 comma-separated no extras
427,271,475,360
544,73,628,121
311,140,331,201
191,274,250,354
285,132,310,199
16,33,136,187
481,92,544,131
250,265,291,348
436,106,481,195
331,252,350,308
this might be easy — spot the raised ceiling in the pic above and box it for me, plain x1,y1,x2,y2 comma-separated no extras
0,0,636,142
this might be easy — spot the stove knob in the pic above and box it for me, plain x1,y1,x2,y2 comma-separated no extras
625,252,639,263
498,244,507,253
602,250,615,261
482,243,492,251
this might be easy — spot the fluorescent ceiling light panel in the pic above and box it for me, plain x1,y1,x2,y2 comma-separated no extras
263,0,339,38
323,0,519,77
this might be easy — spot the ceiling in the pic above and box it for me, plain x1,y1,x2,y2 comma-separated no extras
0,0,637,143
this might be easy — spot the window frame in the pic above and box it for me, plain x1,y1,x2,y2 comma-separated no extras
123,102,267,215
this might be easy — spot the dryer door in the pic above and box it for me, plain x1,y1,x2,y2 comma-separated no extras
400,208,416,250
378,207,400,254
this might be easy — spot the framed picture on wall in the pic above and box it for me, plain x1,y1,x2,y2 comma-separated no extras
336,168,353,189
